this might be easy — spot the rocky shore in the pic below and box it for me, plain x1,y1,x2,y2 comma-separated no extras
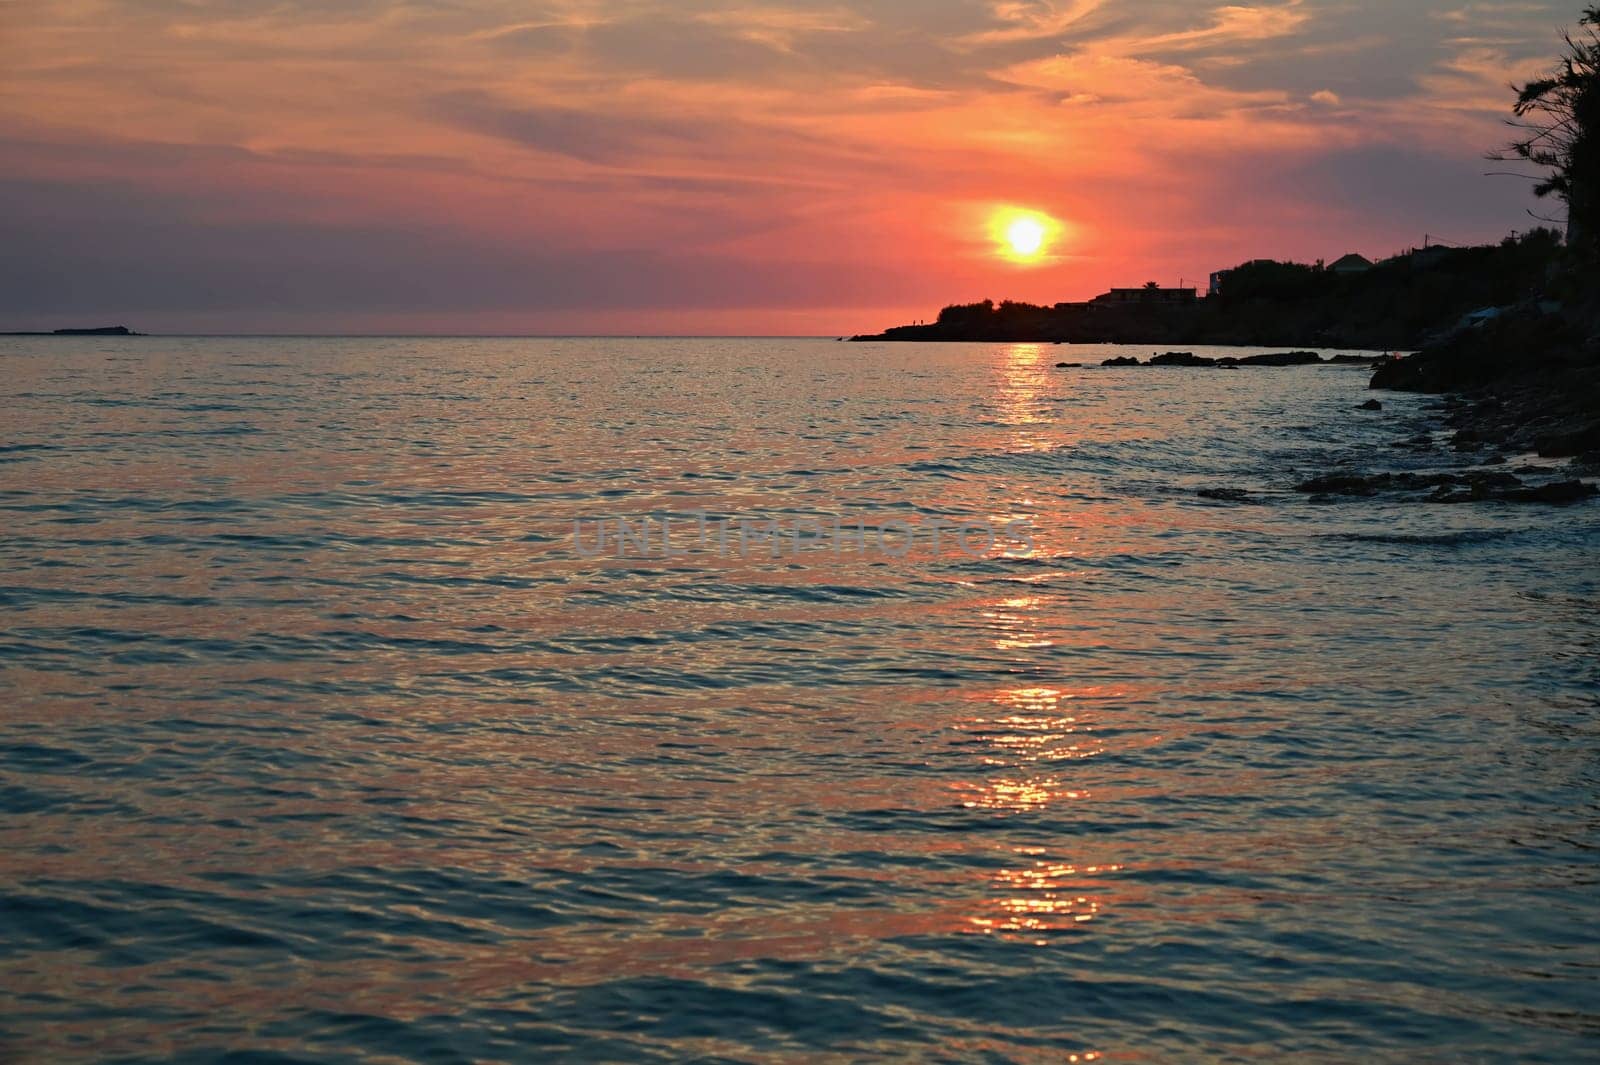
1365,298,1600,493
1275,296,1600,506
1114,297,1600,507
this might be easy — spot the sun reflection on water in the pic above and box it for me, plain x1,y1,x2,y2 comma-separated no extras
970,850,1127,938
952,675,1130,939
980,597,1057,652
991,343,1057,452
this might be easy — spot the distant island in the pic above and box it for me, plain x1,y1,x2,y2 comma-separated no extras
853,231,1560,350
0,326,143,336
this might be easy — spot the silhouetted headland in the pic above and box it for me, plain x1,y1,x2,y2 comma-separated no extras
0,326,143,336
853,231,1560,348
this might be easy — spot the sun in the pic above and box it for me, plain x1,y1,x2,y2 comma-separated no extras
988,208,1062,265
1007,217,1046,257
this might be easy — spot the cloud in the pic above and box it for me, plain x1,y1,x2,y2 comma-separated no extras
694,6,873,52
427,92,715,167
1286,143,1542,231
957,0,1107,45
1139,2,1310,53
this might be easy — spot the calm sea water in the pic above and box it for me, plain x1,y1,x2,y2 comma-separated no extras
2,336,1597,1063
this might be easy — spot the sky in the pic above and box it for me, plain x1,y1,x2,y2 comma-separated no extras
0,0,1584,334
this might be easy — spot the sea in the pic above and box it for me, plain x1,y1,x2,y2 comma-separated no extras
2,336,1597,1063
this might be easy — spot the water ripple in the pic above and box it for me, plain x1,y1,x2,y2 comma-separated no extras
0,336,1596,1063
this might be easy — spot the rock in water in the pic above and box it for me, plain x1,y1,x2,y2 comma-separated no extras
1296,473,1382,496
1238,351,1324,366
1534,421,1600,458
1503,480,1597,504
1358,399,1383,411
1198,487,1258,503
1149,352,1217,367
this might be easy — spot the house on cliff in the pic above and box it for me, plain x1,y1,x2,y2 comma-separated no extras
1089,286,1198,306
1329,253,1373,274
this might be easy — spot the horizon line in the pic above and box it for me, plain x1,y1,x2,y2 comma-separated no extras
0,332,856,340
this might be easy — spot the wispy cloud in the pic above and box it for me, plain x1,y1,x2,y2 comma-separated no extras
957,0,1107,46
694,6,873,52
1139,2,1310,53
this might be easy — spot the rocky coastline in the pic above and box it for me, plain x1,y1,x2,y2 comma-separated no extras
1032,301,1599,507
1285,296,1600,506
1357,296,1600,498
1075,327,1598,506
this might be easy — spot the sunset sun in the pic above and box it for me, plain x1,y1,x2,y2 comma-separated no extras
1007,217,1045,257
989,208,1061,265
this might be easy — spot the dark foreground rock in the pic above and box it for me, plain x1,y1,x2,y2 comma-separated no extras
1535,421,1600,457
1502,480,1597,504
1370,307,1591,393
1365,294,1600,497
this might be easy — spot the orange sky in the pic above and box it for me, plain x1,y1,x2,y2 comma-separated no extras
0,0,1576,334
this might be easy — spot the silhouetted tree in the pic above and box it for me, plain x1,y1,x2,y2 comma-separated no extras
1143,281,1160,290
1212,260,1321,302
937,299,995,325
1492,7,1600,252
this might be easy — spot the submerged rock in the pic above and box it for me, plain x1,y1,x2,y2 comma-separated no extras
1197,487,1259,504
1295,467,1593,505
1358,399,1383,411
1296,473,1386,497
